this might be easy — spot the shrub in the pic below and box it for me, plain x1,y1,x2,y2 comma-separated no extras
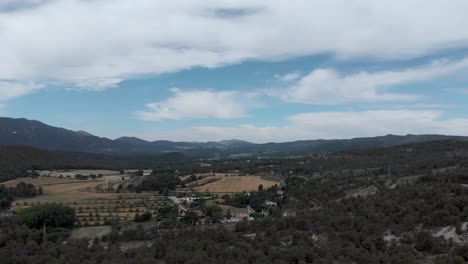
134,212,152,223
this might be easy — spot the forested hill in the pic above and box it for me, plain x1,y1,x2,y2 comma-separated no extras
0,146,187,183
2,117,468,157
180,140,468,178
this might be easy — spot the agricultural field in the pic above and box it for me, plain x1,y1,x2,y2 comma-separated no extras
67,194,170,227
5,176,119,202
4,170,172,227
2,176,82,187
180,173,281,193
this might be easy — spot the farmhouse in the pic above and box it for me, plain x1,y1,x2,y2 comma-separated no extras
235,212,252,220
177,196,200,204
223,212,253,223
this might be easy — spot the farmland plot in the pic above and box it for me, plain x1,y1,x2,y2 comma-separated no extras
3,172,172,226
180,174,280,193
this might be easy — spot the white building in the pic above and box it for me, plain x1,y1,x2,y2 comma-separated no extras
177,197,200,204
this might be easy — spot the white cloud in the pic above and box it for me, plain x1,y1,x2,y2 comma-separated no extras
0,0,49,11
381,103,459,109
275,71,301,82
271,58,468,104
130,110,468,142
446,88,468,94
1,0,468,90
135,88,251,121
0,81,44,101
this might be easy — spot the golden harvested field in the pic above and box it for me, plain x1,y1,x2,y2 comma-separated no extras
183,175,280,193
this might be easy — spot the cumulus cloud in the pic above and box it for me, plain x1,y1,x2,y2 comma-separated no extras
135,88,251,121
1,0,468,90
130,110,468,142
271,57,468,104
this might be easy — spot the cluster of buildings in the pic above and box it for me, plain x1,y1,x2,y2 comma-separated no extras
171,194,279,224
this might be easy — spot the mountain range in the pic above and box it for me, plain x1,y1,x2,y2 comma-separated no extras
1,117,468,158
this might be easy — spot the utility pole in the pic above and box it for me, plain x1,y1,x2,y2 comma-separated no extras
43,221,47,246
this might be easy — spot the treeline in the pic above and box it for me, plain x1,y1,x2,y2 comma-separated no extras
0,182,41,210
133,171,181,194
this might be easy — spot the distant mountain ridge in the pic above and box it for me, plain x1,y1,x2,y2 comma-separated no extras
1,117,468,157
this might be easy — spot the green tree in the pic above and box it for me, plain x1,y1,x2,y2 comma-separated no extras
17,204,75,229
258,184,264,192
204,205,224,223
181,211,199,225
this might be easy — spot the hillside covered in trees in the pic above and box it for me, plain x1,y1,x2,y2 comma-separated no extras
0,146,187,183
0,140,467,263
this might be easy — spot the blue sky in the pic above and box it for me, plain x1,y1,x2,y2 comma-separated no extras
1,0,468,142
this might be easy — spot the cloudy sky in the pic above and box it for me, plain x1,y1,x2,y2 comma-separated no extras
1,0,468,142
